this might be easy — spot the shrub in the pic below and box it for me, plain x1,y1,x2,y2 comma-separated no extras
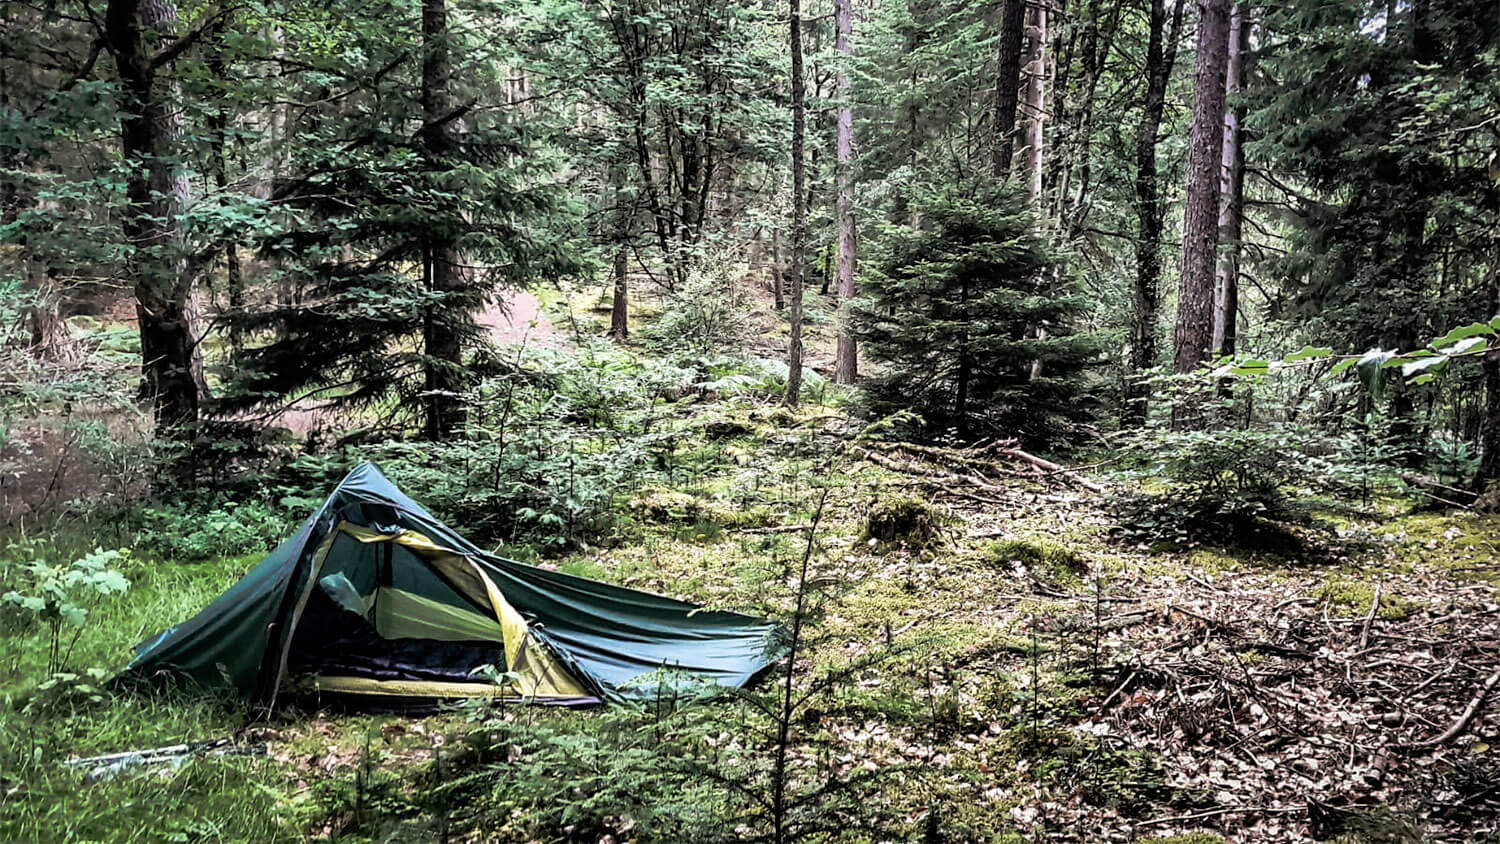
1,547,130,674
134,501,286,562
643,261,750,355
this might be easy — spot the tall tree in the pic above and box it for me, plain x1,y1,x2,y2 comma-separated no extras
102,0,210,455
420,0,465,440
1171,0,1232,388
785,0,808,407
1016,0,1047,204
221,1,576,431
1254,0,1497,465
1124,0,1185,426
832,0,857,384
1480,237,1500,497
1212,3,1249,360
993,0,1026,174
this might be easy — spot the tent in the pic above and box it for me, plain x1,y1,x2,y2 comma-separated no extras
117,464,785,706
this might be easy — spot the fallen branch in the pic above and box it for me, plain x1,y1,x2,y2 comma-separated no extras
1402,668,1500,749
1135,805,1300,828
737,524,815,535
1400,473,1476,509
997,446,1106,493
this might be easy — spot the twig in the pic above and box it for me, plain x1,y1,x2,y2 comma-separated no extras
1135,805,1300,828
1358,583,1381,650
1402,668,1500,749
737,524,815,535
1096,669,1138,714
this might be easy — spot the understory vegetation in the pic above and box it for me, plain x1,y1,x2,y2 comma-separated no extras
2,297,1498,842
3,0,1499,838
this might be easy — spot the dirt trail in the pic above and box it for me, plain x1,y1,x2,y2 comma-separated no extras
476,288,566,348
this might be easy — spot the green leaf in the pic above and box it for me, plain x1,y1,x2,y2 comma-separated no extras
1429,322,1495,349
1228,359,1270,376
1330,358,1360,376
1401,354,1449,378
1284,345,1333,363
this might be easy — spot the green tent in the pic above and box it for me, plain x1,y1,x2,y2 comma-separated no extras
117,464,785,706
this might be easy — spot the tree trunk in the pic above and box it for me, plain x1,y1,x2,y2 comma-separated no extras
1123,0,1185,427
785,0,807,407
771,226,786,310
1017,0,1047,205
420,0,465,440
1171,0,1232,427
207,17,244,352
993,0,1026,175
27,281,76,364
610,245,629,340
105,0,203,454
832,0,857,385
1212,4,1249,361
1476,250,1500,498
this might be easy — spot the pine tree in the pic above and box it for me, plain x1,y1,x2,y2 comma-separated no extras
850,178,1099,442
218,3,578,433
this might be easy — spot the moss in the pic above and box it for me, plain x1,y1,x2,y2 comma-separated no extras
700,416,754,440
1318,578,1419,620
627,487,745,529
1185,548,1243,574
985,537,1086,588
860,495,944,551
1382,512,1500,584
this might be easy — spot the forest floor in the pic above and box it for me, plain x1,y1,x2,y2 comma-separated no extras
2,282,1498,843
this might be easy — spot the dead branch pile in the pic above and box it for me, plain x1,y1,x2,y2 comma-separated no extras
855,440,1105,510
1091,569,1500,842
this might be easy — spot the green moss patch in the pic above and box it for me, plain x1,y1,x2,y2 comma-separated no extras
985,537,1086,589
1318,578,1419,620
860,495,945,551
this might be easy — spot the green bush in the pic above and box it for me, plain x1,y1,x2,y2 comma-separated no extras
1,547,130,674
849,176,1102,443
643,261,750,355
134,502,286,562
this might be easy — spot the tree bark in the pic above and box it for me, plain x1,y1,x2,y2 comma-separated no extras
1017,0,1047,205
105,0,204,453
771,226,786,310
420,0,465,440
610,245,629,340
1172,0,1232,426
832,0,857,384
1212,4,1249,361
1124,0,1185,427
1476,251,1500,498
785,0,807,407
993,0,1026,175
